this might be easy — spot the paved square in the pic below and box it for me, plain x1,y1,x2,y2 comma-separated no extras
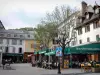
0,64,100,75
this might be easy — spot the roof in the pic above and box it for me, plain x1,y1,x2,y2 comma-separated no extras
0,30,24,34
58,11,80,28
0,20,5,30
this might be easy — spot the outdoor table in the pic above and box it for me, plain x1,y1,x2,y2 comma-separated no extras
81,63,92,72
47,63,52,69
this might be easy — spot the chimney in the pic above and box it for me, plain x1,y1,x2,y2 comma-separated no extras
82,1,87,16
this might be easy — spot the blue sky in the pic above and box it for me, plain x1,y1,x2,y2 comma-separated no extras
0,0,100,29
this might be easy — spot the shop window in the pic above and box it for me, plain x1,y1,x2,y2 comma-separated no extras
85,25,90,32
79,40,82,44
87,37,90,42
78,28,82,35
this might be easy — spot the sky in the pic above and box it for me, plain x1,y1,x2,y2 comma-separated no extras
0,0,100,29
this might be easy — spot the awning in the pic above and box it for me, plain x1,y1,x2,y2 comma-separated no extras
45,50,55,56
65,43,100,54
3,53,23,56
45,50,55,55
34,50,39,55
39,50,46,54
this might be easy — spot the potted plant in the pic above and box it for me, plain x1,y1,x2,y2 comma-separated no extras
92,63,100,73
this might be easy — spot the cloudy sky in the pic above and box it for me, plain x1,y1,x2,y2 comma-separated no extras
0,0,100,29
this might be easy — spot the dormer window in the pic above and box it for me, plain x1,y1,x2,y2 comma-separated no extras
95,8,99,14
86,14,89,19
80,18,82,23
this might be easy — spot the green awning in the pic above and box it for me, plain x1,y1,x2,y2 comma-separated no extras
39,50,46,54
34,50,40,55
3,53,23,56
45,50,56,56
65,43,100,54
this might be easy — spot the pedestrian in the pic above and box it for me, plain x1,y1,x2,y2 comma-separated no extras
2,59,6,69
8,58,11,66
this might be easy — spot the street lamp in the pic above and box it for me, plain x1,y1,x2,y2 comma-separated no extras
0,46,4,66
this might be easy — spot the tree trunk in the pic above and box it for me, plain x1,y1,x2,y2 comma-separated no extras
62,45,65,68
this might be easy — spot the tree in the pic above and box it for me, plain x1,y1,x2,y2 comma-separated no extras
16,27,34,31
34,22,58,48
58,11,79,68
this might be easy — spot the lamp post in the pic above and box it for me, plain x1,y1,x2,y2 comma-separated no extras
58,56,61,74
0,46,4,67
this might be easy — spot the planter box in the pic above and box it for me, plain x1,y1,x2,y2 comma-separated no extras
92,67,100,73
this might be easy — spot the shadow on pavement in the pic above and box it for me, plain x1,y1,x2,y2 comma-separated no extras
42,72,93,75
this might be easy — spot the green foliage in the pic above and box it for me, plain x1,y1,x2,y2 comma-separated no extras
34,22,58,47
16,27,34,31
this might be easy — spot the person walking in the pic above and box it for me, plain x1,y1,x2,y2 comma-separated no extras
2,59,6,69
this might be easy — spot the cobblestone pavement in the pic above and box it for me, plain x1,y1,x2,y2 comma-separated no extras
0,63,100,75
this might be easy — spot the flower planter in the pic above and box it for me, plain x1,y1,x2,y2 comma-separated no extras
92,67,100,73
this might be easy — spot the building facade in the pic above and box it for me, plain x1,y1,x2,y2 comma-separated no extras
0,20,5,66
75,1,100,61
58,11,79,47
0,29,34,63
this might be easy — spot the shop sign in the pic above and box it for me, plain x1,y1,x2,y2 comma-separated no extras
56,47,62,56
76,48,100,50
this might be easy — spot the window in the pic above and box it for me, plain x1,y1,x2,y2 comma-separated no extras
71,41,76,46
86,14,89,19
0,34,4,37
79,40,82,44
20,35,23,38
0,39,3,44
96,34,99,41
7,39,9,44
12,39,17,45
31,44,34,48
93,20,100,29
19,48,22,53
28,35,30,38
14,34,17,37
5,47,9,53
95,8,99,14
7,34,11,37
85,25,90,32
12,47,15,53
19,40,22,45
78,28,82,35
87,37,90,42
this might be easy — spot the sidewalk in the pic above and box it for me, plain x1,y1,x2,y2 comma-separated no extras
42,68,100,75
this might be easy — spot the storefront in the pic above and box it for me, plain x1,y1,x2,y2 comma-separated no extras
23,52,34,62
0,50,2,66
65,42,100,63
3,53,23,63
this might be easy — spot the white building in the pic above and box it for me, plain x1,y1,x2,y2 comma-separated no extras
0,20,5,66
0,29,34,63
75,1,100,61
58,11,79,47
